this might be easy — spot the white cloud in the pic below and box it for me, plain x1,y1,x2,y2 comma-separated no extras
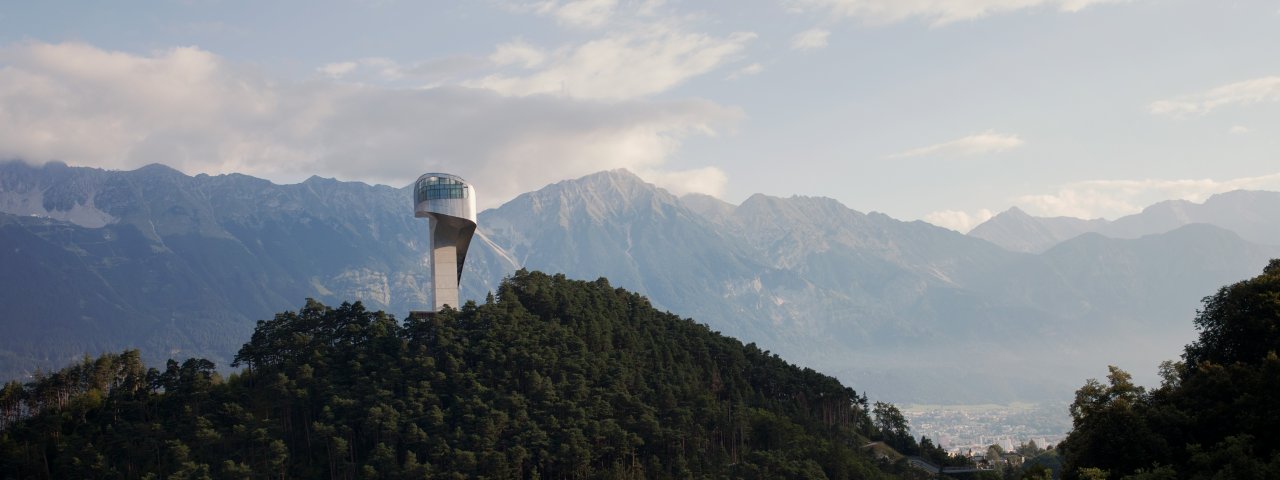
640,165,729,197
637,0,667,16
0,41,741,207
553,0,618,28
793,0,1129,26
790,28,830,50
1015,173,1280,219
313,56,488,85
1229,125,1252,134
923,208,995,233
509,0,619,28
888,131,1023,158
353,57,404,80
727,62,764,80
469,26,756,100
319,61,358,78
490,40,547,68
1149,76,1280,117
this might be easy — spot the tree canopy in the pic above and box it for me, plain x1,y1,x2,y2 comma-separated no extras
0,270,914,479
1060,259,1280,479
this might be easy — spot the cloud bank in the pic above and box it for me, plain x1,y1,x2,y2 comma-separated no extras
889,131,1023,158
1016,173,1280,219
727,63,764,80
1149,76,1280,117
923,208,995,233
466,25,756,101
793,0,1130,26
0,41,740,207
926,172,1280,231
510,0,621,29
790,28,831,50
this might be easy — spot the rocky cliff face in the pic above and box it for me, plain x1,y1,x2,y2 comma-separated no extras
3,161,1278,403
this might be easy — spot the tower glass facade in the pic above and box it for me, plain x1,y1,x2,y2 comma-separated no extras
413,173,477,313
415,175,470,201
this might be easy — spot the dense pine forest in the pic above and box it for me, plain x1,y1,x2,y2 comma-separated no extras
0,270,925,479
1058,260,1280,479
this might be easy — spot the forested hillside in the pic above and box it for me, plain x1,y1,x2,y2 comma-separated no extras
1059,259,1280,479
0,270,915,479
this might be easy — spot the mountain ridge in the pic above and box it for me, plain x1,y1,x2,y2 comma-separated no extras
3,160,1278,404
969,190,1280,252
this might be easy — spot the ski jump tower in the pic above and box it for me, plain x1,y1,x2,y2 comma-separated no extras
413,173,477,313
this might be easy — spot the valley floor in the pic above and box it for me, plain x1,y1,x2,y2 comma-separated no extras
902,403,1070,455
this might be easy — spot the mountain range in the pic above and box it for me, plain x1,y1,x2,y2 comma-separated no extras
969,190,1280,253
2,160,1277,403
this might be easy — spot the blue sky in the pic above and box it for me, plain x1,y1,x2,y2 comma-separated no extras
1,0,1277,230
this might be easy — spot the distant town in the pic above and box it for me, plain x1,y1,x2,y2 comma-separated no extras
902,403,1071,456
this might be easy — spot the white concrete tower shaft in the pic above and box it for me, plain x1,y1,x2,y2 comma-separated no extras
413,173,477,312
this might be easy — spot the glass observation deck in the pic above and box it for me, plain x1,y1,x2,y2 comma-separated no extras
414,174,471,203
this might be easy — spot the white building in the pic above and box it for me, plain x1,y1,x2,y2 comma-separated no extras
413,173,477,313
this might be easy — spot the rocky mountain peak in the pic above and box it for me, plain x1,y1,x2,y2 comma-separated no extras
303,175,338,185
996,206,1031,219
499,168,682,226
572,168,665,201
969,206,1100,253
734,194,863,224
131,163,187,179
